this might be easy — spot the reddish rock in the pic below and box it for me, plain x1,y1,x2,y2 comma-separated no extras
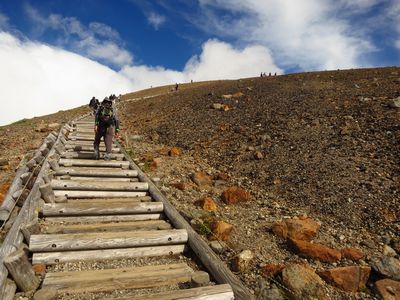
211,221,233,241
151,157,162,169
288,239,342,262
375,279,400,300
159,148,169,156
262,263,285,278
271,217,320,241
282,264,329,300
233,92,244,98
221,187,250,204
33,264,46,276
341,247,364,261
191,172,212,187
214,173,229,181
171,182,187,191
318,266,371,292
169,147,182,157
195,197,217,212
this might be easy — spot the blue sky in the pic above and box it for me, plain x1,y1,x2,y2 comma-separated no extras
0,0,399,125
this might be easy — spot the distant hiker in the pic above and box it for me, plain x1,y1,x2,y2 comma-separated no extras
175,83,179,91
269,72,271,77
89,96,99,115
94,97,120,160
274,72,277,76
260,72,263,77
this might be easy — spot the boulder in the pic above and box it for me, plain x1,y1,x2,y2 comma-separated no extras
282,264,329,300
211,220,233,241
195,197,217,212
272,217,320,241
383,245,397,257
375,279,400,300
341,247,364,261
318,266,371,292
191,172,212,187
221,187,250,204
231,250,254,272
371,256,400,280
288,239,341,262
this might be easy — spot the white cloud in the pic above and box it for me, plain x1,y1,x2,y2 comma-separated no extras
195,0,375,71
184,39,281,80
24,4,133,68
0,31,132,126
147,12,166,30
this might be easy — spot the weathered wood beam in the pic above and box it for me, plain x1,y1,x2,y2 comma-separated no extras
29,229,188,251
59,159,129,169
54,190,147,198
44,213,163,224
51,179,148,191
55,167,137,177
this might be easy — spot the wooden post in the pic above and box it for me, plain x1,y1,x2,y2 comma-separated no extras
20,172,31,185
21,220,41,244
2,279,16,300
4,248,40,292
48,159,59,171
39,183,55,204
26,159,37,171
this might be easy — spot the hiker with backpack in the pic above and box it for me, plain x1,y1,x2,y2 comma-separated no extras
89,96,99,115
93,97,120,160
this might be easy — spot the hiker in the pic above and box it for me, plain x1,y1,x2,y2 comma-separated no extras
175,83,179,91
89,96,99,115
93,97,120,160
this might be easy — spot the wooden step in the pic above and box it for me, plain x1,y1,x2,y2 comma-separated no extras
51,179,148,191
29,229,188,251
42,263,193,293
54,190,147,198
41,202,163,216
45,214,163,224
59,158,130,168
56,167,137,178
43,220,172,234
65,145,121,152
69,136,95,141
61,152,125,160
66,196,152,204
33,244,186,265
56,176,139,182
115,284,234,300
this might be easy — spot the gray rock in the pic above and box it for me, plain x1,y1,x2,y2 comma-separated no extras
130,135,142,141
383,245,397,257
210,240,227,254
371,256,400,280
361,239,376,249
388,97,400,108
259,285,284,300
0,158,8,166
33,287,57,300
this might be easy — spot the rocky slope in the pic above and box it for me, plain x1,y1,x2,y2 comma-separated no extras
119,67,400,299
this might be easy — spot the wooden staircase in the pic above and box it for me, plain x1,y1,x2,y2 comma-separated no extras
28,116,235,299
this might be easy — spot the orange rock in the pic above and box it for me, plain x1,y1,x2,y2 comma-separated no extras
341,248,364,261
211,221,233,241
171,182,187,191
375,279,400,300
33,264,46,275
262,263,285,278
0,192,4,204
195,197,218,212
214,173,229,181
318,266,371,292
169,147,182,157
191,172,212,187
150,158,162,170
271,218,320,241
233,92,244,98
221,187,250,204
288,238,342,262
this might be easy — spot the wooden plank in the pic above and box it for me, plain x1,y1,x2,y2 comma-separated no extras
119,284,234,300
69,136,94,141
41,201,163,216
66,196,152,203
51,179,148,191
59,159,129,168
56,176,138,182
33,244,185,265
118,141,255,300
61,152,125,160
55,167,137,177
54,190,147,198
43,220,171,234
64,145,120,152
29,229,188,251
44,214,163,224
42,263,193,292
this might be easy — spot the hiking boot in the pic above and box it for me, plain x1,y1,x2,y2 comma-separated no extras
94,149,100,160
104,153,112,161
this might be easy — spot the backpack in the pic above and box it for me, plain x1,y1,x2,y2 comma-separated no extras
99,105,114,126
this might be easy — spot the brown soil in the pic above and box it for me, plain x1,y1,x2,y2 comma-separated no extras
119,67,400,299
